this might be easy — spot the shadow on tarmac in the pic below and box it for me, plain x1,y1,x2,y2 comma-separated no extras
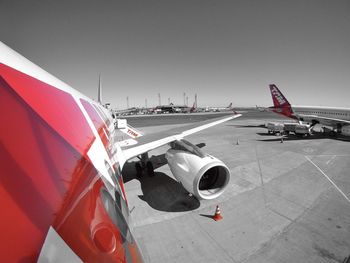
199,213,214,220
122,155,200,212
227,124,266,128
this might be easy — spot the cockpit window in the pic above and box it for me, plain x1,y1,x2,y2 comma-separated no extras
169,139,206,158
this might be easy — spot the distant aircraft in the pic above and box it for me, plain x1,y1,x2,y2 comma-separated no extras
256,105,268,112
269,84,350,136
181,102,197,113
208,103,233,112
0,41,241,262
189,102,197,113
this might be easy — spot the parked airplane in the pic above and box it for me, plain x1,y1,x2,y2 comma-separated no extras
256,105,268,112
0,42,241,262
269,84,350,136
206,103,233,112
213,102,233,112
188,102,197,113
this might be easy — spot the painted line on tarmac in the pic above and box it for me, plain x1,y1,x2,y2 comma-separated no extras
326,155,336,165
306,154,350,157
305,156,350,204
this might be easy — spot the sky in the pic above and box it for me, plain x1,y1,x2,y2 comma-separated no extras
1,0,350,109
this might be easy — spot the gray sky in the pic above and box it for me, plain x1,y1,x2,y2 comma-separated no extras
1,0,350,108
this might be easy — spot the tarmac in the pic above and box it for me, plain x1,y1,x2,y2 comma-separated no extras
122,111,350,263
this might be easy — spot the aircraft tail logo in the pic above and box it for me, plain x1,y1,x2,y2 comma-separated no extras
269,84,296,119
269,84,290,108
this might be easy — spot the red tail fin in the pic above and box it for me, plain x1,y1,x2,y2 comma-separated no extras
269,84,291,107
190,102,196,112
269,84,296,119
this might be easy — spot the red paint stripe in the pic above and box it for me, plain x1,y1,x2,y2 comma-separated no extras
0,63,95,156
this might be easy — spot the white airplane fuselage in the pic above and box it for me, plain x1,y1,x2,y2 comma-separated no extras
292,105,350,125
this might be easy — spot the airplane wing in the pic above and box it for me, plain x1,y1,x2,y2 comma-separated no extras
298,114,350,126
121,113,241,161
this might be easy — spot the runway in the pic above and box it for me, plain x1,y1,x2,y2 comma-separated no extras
122,111,350,263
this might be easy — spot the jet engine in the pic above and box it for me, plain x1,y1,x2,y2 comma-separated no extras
341,125,350,136
165,139,230,200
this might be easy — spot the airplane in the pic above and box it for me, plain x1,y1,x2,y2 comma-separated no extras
207,103,233,112
0,41,241,262
185,102,197,113
269,84,350,136
189,102,197,113
256,105,268,112
181,102,197,113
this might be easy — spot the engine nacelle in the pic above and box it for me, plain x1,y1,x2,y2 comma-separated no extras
165,140,230,200
341,125,350,136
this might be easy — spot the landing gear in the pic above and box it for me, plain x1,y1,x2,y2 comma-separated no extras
146,161,155,177
135,162,143,178
135,153,155,177
330,130,337,138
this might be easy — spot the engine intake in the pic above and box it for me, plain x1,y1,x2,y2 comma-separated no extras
165,140,230,200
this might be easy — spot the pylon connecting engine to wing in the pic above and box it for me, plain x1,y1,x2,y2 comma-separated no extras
165,139,230,200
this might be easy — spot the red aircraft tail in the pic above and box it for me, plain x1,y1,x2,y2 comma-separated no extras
269,84,291,108
269,84,295,119
190,102,196,113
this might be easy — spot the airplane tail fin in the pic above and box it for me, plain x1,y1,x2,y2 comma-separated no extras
98,74,102,104
269,84,296,119
190,102,196,112
269,84,290,108
226,102,238,114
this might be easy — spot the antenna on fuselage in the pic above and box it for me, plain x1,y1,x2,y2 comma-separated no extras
98,74,102,104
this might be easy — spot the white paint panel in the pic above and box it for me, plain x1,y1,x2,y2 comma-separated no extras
38,227,82,263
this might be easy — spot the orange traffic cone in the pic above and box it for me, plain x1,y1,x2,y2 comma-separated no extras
213,205,223,221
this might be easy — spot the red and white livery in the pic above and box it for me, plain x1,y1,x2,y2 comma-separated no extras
0,42,241,262
269,84,350,136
